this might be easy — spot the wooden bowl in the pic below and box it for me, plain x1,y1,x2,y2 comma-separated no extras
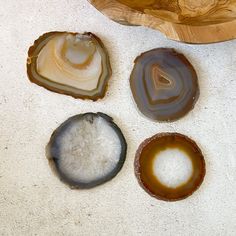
88,0,236,44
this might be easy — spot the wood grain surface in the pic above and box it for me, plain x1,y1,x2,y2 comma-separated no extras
88,0,236,43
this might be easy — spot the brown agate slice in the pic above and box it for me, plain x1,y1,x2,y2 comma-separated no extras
130,48,199,122
135,133,205,201
27,32,111,100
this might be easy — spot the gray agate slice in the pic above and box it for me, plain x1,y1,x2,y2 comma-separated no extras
47,113,127,188
130,48,199,122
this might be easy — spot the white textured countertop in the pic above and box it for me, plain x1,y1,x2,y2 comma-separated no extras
0,1,236,235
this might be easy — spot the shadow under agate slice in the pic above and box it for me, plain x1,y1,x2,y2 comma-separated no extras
47,113,127,189
134,133,205,201
130,48,199,122
27,32,111,100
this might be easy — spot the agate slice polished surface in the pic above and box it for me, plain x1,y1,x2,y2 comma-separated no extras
130,48,199,122
47,113,127,189
27,32,111,100
135,133,205,201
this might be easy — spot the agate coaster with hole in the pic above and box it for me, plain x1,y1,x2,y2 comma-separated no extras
27,32,111,100
47,113,127,189
130,48,199,122
135,133,205,201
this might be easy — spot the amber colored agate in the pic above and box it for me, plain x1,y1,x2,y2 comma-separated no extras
27,32,111,101
130,48,199,122
135,133,206,201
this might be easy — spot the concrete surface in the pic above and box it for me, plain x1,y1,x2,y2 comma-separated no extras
0,0,236,235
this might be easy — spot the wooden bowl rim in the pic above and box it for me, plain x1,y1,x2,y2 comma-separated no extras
88,0,236,44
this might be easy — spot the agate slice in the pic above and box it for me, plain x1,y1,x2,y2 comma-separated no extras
135,133,205,201
130,48,199,122
27,32,111,100
47,113,127,188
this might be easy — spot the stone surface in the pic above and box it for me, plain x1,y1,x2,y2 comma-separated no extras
0,0,236,235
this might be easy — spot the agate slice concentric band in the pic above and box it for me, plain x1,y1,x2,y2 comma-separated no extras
130,48,199,122
135,133,205,201
27,32,111,100
47,113,127,189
